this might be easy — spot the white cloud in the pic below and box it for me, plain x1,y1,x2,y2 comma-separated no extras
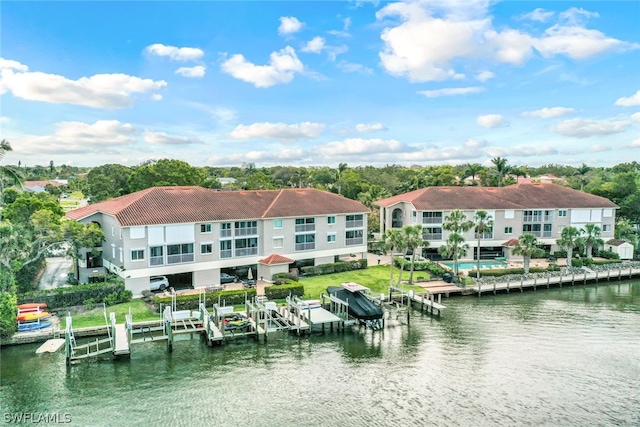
487,145,558,157
145,44,204,61
631,112,640,122
375,3,637,82
476,71,495,82
278,17,303,35
477,114,506,128
615,90,640,107
355,123,386,133
17,120,137,155
0,64,166,109
463,138,487,148
0,116,10,123
316,138,411,156
220,46,304,88
630,138,640,148
151,94,163,101
418,87,484,98
559,7,599,25
519,8,555,22
230,122,325,141
301,37,325,53
551,118,630,137
590,144,611,152
143,130,204,145
521,107,575,119
0,58,29,72
175,65,206,78
337,61,373,75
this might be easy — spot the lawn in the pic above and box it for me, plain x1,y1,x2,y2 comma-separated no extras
62,299,159,329
299,265,426,300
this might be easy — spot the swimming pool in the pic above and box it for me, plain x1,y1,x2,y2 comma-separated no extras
441,261,508,270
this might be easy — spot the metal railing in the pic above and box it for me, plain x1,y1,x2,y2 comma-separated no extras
295,243,315,251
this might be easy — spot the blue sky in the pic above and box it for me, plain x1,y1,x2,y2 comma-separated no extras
1,1,639,169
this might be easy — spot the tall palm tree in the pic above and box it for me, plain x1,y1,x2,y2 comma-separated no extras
403,225,427,285
556,226,582,266
491,156,509,187
580,223,604,259
441,210,473,277
473,210,494,279
614,220,639,247
574,163,591,191
463,163,483,186
383,229,403,286
511,233,542,273
0,140,24,220
438,233,469,277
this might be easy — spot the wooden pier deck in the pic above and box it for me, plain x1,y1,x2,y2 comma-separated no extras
112,324,130,356
408,293,446,315
277,306,310,333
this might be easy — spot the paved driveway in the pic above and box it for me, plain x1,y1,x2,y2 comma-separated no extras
38,257,72,290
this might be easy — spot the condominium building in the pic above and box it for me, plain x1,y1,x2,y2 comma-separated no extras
66,186,369,295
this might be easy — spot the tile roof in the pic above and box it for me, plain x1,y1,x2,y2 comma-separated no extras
66,186,368,227
605,239,629,246
374,183,618,210
24,180,65,188
502,238,520,247
259,254,295,265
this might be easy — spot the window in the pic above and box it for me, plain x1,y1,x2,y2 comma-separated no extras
295,234,315,251
167,243,194,264
523,210,543,222
327,216,336,225
200,223,212,233
273,219,283,229
504,227,513,235
200,243,213,254
150,246,163,266
544,210,554,222
273,237,284,248
543,223,552,237
119,229,122,240
131,249,144,261
523,224,541,236
345,230,364,246
295,217,315,232
558,210,567,217
220,240,232,258
603,224,611,232
423,227,442,240
220,222,232,238
476,226,493,239
235,237,258,257
327,232,337,243
422,212,443,224
111,226,115,237
111,245,116,258
119,248,123,263
346,214,364,229
504,210,515,219
235,220,257,236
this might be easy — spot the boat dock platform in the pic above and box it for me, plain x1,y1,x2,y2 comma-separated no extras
389,286,446,318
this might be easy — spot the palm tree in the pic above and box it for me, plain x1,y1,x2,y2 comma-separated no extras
383,229,403,286
441,210,473,277
574,163,591,191
580,223,604,259
511,233,542,273
473,210,494,279
614,220,639,247
438,233,469,277
463,163,483,186
0,140,24,220
556,226,582,266
403,225,427,285
491,157,509,187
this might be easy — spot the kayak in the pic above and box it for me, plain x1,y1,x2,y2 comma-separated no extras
17,312,52,322
18,303,48,310
18,321,53,332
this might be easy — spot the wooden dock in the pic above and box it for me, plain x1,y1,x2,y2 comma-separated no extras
112,323,130,356
408,292,446,316
277,306,310,334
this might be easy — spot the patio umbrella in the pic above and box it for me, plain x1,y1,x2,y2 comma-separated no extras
247,267,253,280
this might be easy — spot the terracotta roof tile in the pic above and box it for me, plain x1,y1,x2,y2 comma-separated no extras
66,186,368,227
502,238,520,247
374,183,618,210
259,254,295,265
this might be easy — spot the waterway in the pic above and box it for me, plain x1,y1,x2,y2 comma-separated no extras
2,281,639,426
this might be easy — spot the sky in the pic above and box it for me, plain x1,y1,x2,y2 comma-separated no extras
1,1,639,169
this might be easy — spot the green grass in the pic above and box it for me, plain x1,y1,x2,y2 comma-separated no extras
62,299,159,329
299,265,425,300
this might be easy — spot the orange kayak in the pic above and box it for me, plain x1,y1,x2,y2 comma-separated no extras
18,303,48,310
17,312,51,322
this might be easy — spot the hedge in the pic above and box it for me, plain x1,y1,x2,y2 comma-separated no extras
152,288,256,311
597,250,620,260
475,265,561,277
300,259,367,277
17,281,130,309
264,282,304,300
393,259,447,277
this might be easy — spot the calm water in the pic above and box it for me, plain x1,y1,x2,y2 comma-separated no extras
2,281,639,427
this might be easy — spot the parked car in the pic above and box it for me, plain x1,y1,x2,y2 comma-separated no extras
220,273,238,284
150,275,170,291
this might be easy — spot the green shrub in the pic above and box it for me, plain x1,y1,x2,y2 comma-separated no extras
597,249,620,260
18,281,126,309
553,250,567,259
83,298,96,310
476,266,554,277
15,255,46,294
571,258,583,268
299,259,367,277
273,272,298,284
152,288,256,311
583,258,594,266
592,259,623,265
264,282,304,299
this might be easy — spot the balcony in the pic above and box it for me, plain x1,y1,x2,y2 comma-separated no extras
235,227,258,237
150,256,164,266
423,233,442,241
167,253,194,264
422,217,442,224
295,243,315,251
346,237,364,246
220,229,232,238
220,249,232,259
235,247,258,257
346,220,364,229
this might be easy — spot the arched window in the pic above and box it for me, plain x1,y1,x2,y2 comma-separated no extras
392,208,403,228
